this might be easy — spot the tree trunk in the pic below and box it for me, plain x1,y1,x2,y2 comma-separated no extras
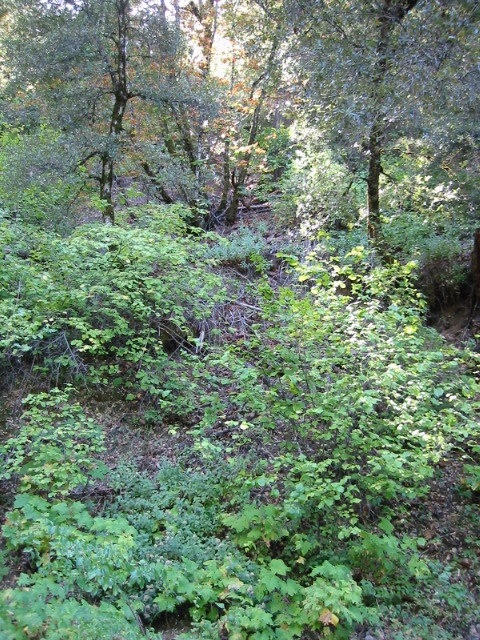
366,121,382,241
98,0,131,223
225,102,262,226
100,156,115,223
224,37,279,226
99,94,128,223
366,0,419,244
470,228,480,319
141,161,175,204
225,184,240,226
218,139,231,212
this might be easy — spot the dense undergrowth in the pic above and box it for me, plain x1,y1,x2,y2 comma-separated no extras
0,203,479,639
0,0,478,635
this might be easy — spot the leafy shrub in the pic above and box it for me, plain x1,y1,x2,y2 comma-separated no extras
461,462,480,496
205,249,478,527
274,123,361,232
1,455,380,638
3,495,137,596
253,125,294,199
0,206,225,418
106,459,241,562
0,197,478,640
204,227,268,270
0,388,105,496
154,557,376,639
0,577,161,640
0,125,82,230
381,211,469,306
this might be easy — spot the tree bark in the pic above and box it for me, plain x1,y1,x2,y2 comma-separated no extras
366,0,419,244
218,139,231,212
98,0,131,223
470,228,480,319
225,184,240,226
141,161,175,204
366,121,382,241
100,93,128,223
225,101,262,225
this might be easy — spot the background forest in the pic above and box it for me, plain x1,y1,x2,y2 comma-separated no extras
0,1,479,639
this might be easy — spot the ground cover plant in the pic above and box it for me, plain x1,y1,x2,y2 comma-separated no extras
1,206,479,638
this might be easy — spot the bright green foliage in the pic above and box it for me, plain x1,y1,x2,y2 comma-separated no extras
377,143,474,305
0,388,105,496
207,247,478,520
274,124,361,232
0,1,478,637
275,122,475,306
152,557,376,639
3,495,137,592
461,453,480,495
222,503,290,551
1,216,478,638
0,577,161,640
0,125,82,230
0,491,162,634
105,463,377,638
0,457,379,639
0,205,224,416
250,126,294,201
204,227,269,270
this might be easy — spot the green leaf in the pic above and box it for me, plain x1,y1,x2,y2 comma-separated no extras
378,518,394,535
269,559,289,576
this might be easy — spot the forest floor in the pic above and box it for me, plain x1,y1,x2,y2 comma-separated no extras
205,204,480,639
1,203,479,639
112,204,480,639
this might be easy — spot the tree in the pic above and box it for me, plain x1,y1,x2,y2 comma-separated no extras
1,0,219,223
364,0,418,242
215,0,285,225
285,0,480,248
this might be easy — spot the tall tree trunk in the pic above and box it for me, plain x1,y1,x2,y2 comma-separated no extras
470,228,480,321
272,104,283,183
366,121,382,241
100,93,128,223
225,183,240,226
98,0,131,223
218,139,231,212
168,103,213,223
366,0,419,244
100,156,115,223
225,101,262,226
141,161,175,204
